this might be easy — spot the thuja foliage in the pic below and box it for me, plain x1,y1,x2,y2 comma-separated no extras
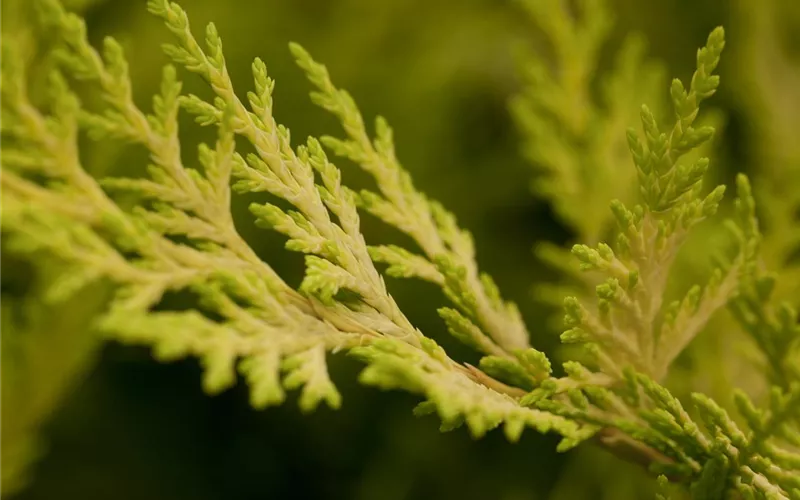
510,0,724,337
1,0,799,497
510,0,665,245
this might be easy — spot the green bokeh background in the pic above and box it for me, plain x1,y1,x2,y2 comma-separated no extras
2,0,798,498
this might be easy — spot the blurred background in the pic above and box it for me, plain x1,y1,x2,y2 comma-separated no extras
2,0,799,498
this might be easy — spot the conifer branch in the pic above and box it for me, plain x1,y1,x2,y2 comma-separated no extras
3,0,581,445
2,1,798,496
289,43,531,357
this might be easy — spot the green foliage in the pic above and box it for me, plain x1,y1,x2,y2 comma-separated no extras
511,0,664,244
2,0,580,462
728,176,800,389
290,41,531,356
549,27,740,382
531,367,800,497
2,0,799,498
